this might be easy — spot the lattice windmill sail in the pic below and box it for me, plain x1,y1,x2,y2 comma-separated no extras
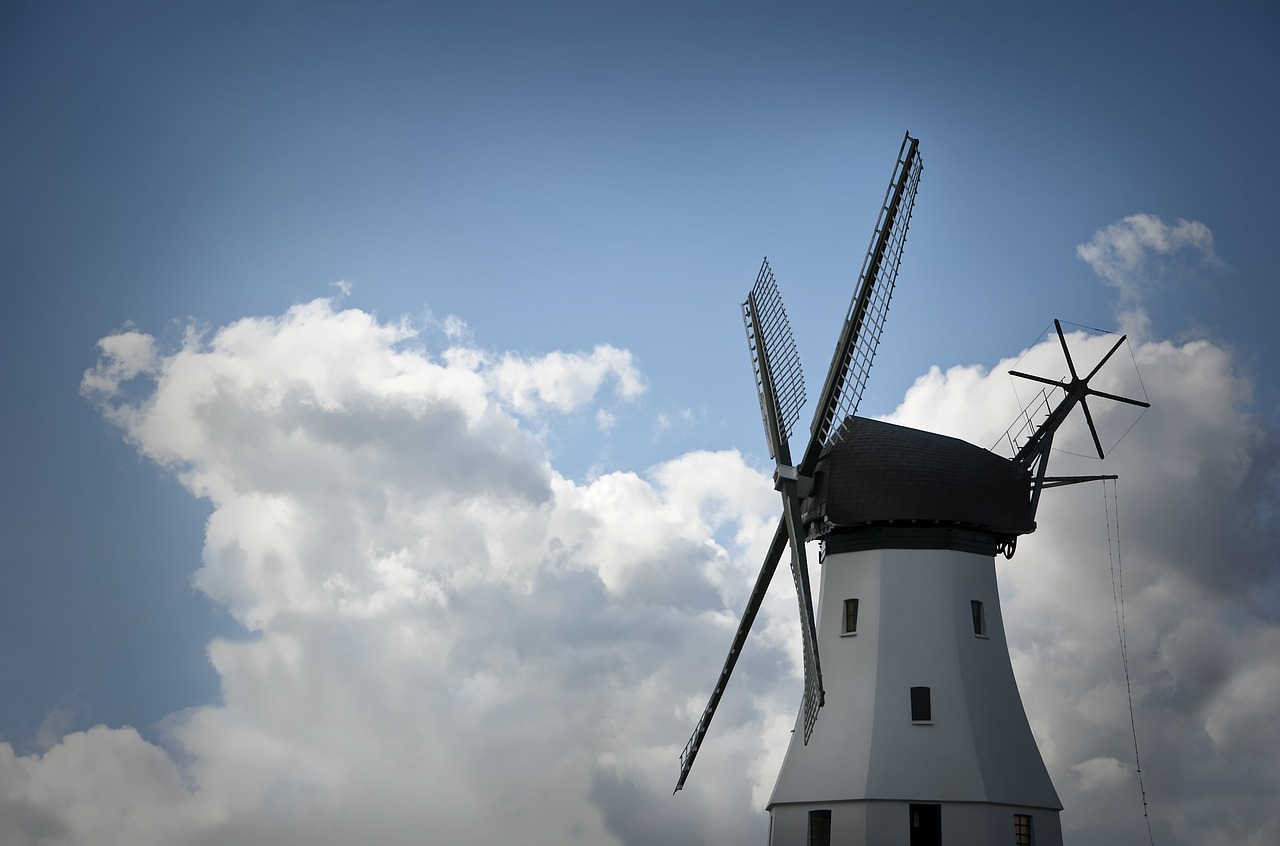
675,132,922,793
812,133,923,449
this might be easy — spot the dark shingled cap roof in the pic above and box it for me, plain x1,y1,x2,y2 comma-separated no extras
810,417,1036,537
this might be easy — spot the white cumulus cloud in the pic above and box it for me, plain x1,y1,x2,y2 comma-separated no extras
491,345,646,415
45,296,789,846
1075,213,1224,337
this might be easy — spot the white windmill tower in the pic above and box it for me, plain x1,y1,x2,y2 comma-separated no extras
674,133,1149,846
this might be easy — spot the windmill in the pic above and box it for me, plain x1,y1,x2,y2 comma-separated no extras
674,133,1149,846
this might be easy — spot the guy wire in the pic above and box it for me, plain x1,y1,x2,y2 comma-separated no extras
1104,478,1155,845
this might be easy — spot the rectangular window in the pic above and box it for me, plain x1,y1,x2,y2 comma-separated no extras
910,686,932,722
971,600,987,636
843,598,859,634
1013,813,1033,846
808,809,832,846
909,803,942,846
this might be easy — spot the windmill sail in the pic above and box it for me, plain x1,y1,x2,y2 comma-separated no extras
674,519,788,793
807,133,922,460
746,259,806,453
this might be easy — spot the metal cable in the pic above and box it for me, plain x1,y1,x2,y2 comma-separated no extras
1104,478,1156,845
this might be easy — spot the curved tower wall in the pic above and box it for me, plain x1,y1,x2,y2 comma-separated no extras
766,538,1062,846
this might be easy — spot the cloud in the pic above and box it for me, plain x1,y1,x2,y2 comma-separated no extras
79,330,158,397
1076,213,1224,337
10,281,1275,846
52,297,788,845
441,314,469,342
490,345,646,415
1071,756,1130,792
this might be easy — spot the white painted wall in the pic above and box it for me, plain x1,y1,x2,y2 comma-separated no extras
769,801,1062,846
766,544,1061,845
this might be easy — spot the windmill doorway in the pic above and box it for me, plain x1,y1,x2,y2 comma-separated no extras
909,804,941,846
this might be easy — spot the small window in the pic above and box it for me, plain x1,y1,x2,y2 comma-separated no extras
808,809,832,846
971,600,987,636
910,686,932,722
909,804,942,846
843,598,859,635
1013,813,1033,846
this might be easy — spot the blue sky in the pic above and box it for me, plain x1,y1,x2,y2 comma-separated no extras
1,3,1277,844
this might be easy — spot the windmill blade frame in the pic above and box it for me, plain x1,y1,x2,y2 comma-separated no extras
674,518,789,793
805,132,922,466
745,259,806,456
743,270,825,747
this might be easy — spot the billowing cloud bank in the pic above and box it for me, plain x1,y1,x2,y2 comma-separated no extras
5,217,1277,845
47,299,788,846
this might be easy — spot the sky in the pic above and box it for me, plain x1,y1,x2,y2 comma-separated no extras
1,2,1277,844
